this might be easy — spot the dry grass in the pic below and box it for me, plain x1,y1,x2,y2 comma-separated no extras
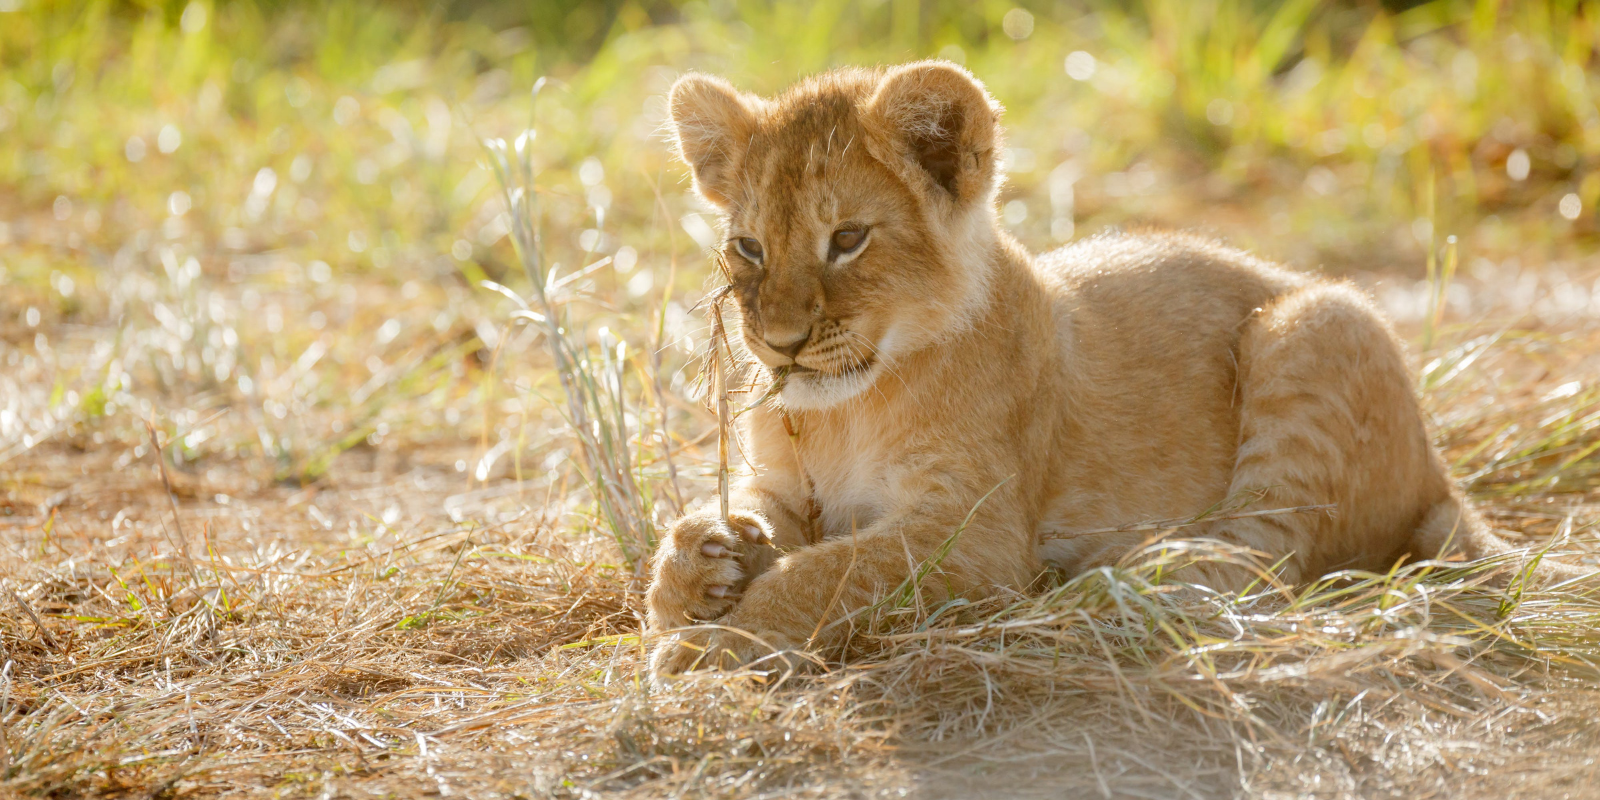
8,326,1600,798
10,1,1600,797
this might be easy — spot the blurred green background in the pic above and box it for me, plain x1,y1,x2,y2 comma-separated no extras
3,0,1600,495
7,0,1598,282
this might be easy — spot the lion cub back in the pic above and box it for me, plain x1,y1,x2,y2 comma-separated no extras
1033,232,1311,538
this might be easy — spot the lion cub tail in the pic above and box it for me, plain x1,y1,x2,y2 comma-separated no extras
1411,495,1591,584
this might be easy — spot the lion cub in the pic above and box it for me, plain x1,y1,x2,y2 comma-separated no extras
647,61,1543,674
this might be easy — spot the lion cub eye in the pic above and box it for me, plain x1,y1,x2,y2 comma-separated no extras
830,227,868,258
734,237,764,264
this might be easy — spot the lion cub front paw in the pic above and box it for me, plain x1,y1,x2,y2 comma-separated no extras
650,625,807,676
646,513,773,629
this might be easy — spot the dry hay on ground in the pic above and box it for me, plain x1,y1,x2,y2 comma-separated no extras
6,326,1600,799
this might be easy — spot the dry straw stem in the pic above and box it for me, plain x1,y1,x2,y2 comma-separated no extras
710,293,733,526
8,592,57,652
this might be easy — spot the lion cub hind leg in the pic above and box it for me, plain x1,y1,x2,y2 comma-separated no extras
645,512,775,630
1064,283,1454,593
1175,282,1454,592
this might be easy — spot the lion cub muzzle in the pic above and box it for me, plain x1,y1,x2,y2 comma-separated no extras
745,273,822,362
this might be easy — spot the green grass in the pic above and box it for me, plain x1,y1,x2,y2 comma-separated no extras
6,0,1600,797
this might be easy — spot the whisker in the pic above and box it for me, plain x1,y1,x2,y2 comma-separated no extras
840,329,911,391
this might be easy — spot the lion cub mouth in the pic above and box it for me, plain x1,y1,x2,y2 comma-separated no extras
784,355,875,379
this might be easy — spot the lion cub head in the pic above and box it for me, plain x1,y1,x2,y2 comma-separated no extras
669,62,1005,409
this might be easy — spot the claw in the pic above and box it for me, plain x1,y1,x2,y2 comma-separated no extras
701,542,727,557
707,584,730,598
740,524,768,544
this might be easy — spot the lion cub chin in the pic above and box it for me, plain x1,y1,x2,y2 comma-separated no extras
644,60,1573,676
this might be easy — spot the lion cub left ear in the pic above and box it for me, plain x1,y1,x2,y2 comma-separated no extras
865,61,1002,209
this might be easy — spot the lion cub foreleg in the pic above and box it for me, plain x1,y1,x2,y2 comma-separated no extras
651,495,1038,674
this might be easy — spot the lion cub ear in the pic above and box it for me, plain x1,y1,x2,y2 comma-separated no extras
865,61,1001,208
668,74,762,209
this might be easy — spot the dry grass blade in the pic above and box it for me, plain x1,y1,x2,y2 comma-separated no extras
1042,503,1338,540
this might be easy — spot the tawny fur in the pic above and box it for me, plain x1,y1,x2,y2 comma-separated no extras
645,61,1580,675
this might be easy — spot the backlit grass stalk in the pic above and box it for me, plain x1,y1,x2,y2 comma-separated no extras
482,80,654,570
1432,234,1460,344
647,174,688,516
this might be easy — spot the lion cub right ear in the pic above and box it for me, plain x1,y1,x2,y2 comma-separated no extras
668,74,762,209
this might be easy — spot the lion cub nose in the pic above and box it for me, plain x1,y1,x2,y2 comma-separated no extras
764,331,809,359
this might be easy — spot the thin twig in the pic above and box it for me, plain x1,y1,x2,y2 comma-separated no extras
145,418,199,583
11,591,58,651
1041,504,1336,540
